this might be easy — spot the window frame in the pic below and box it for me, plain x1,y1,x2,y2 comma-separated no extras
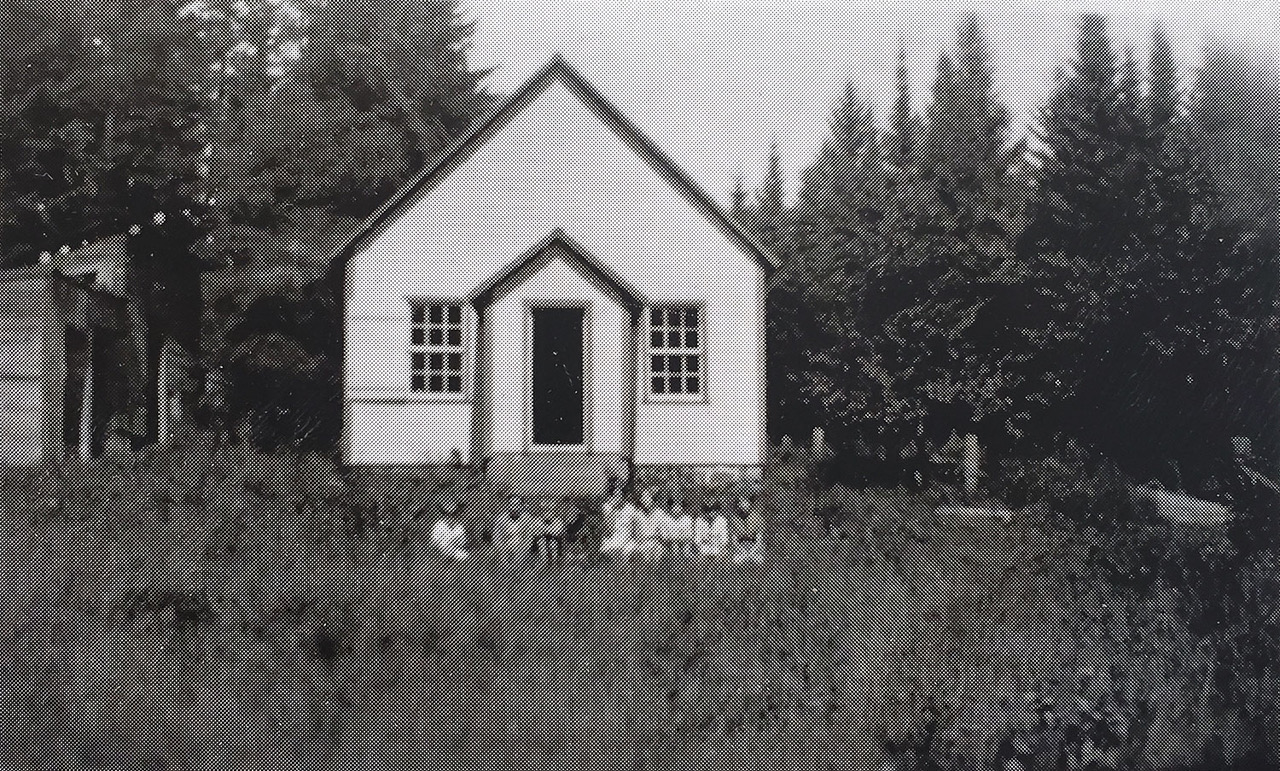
644,303,706,403
407,298,470,401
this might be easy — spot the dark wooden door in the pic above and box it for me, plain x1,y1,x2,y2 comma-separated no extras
531,308,584,446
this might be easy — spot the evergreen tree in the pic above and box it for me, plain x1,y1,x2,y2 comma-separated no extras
1147,19,1179,129
923,53,959,170
1018,12,1242,475
754,141,788,260
1042,13,1117,158
1191,39,1280,229
886,39,921,167
1119,44,1142,119
776,20,1033,473
924,13,1011,176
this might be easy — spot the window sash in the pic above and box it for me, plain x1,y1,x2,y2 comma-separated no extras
411,302,465,394
648,306,702,399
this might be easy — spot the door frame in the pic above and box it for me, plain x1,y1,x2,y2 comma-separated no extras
524,301,591,453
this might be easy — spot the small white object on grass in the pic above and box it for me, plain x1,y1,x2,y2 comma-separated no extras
493,495,529,555
431,517,468,561
1132,484,1233,527
696,514,730,557
602,495,651,557
669,499,697,557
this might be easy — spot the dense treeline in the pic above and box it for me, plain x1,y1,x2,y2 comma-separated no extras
1,0,494,451
3,4,1277,488
738,14,1280,494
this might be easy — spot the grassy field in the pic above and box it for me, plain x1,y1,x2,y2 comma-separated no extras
0,432,1273,770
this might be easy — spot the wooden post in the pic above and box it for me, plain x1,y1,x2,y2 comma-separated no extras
812,426,829,461
78,327,93,461
961,433,982,504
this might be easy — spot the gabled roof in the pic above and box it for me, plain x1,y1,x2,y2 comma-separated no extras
326,54,778,284
470,228,645,315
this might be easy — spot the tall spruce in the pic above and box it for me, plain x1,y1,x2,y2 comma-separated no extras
923,53,959,171
753,141,788,262
1119,44,1142,119
1192,39,1280,229
773,82,887,454
1018,11,1238,474
777,17,1033,470
886,39,918,166
894,12,1028,455
924,13,1011,176
1043,13,1117,158
1147,20,1179,129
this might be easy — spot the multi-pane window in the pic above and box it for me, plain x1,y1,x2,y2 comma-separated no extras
649,306,702,398
411,302,464,394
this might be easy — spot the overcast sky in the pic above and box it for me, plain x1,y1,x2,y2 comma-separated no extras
462,0,1277,205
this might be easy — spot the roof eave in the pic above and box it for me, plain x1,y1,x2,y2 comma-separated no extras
326,54,779,286
469,228,646,314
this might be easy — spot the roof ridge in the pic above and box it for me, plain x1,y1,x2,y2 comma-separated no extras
325,53,777,284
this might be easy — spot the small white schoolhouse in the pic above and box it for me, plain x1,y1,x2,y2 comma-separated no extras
332,56,775,490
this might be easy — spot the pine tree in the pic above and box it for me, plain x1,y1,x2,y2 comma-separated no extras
1147,20,1178,130
1119,44,1142,119
1043,13,1117,157
1192,39,1280,229
924,13,1010,176
886,39,918,166
923,53,959,171
1018,11,1231,469
755,141,788,260
780,21,1031,467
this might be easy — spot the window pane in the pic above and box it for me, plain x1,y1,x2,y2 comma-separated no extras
412,305,425,324
412,352,425,371
651,308,662,327
412,327,424,346
447,305,461,324
429,328,443,346
686,376,699,394
448,353,462,371
651,330,663,348
668,309,683,326
687,355,699,373
429,375,443,392
429,353,444,370
667,330,681,347
685,308,698,326
668,355,682,373
412,374,426,391
651,355,665,373
447,327,461,346
429,305,443,324
686,330,698,348
447,376,462,392
670,377,683,393
652,377,665,394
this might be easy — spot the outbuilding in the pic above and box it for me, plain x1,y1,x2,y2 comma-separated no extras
0,234,198,464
